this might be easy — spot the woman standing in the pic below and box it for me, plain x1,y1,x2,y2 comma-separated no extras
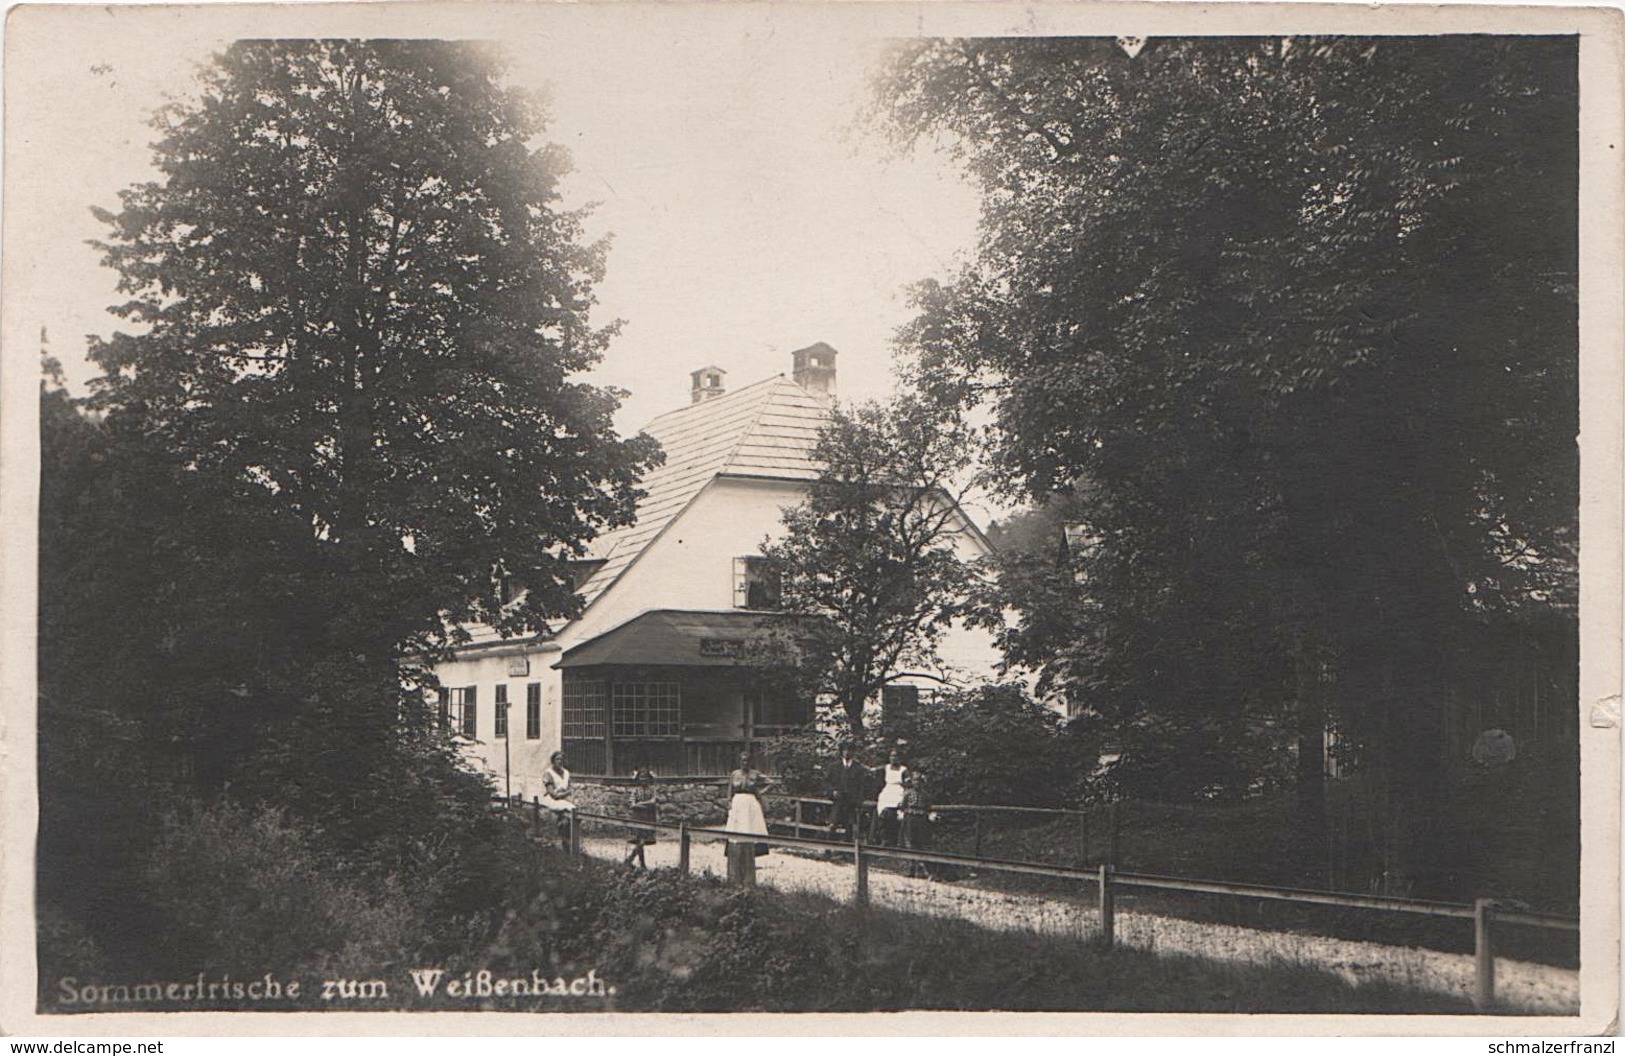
539,750,576,850
624,766,658,869
874,748,909,845
726,751,771,857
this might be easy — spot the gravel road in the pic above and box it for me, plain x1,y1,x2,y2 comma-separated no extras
581,833,1578,1014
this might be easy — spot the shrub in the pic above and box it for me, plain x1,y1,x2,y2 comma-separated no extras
136,798,421,977
881,683,1084,806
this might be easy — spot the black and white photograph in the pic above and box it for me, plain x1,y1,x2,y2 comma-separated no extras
2,1,1619,1036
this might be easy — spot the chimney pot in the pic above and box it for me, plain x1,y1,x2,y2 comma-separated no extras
791,342,837,400
690,366,727,404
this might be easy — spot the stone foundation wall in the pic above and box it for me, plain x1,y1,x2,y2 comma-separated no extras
567,777,731,826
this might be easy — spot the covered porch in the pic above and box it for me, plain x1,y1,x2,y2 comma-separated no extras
556,610,811,777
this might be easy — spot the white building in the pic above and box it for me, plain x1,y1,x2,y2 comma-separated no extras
430,344,1002,793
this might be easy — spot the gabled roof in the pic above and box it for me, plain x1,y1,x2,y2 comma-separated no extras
574,373,831,613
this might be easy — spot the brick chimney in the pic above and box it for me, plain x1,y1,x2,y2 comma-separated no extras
690,366,727,404
791,342,837,400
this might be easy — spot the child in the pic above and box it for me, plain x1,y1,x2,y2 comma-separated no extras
899,769,939,880
624,766,657,869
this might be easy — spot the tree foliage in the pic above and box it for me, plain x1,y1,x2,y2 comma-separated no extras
758,397,983,736
875,37,1577,885
40,41,655,965
87,40,658,654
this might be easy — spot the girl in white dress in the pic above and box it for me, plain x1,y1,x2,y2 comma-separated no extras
875,748,908,845
539,750,576,849
725,751,771,857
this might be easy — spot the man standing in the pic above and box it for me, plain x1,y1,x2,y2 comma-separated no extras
828,742,872,841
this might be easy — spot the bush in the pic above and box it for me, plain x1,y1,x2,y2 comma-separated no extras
882,683,1084,806
136,798,421,977
762,684,1085,807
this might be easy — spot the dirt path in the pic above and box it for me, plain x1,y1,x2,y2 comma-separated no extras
582,834,1578,1014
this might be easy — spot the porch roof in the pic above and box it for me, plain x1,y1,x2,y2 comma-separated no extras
555,609,800,669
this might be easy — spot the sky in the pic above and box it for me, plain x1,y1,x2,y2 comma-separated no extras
10,6,983,435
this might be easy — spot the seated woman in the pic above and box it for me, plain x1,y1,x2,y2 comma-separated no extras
726,751,772,858
538,750,576,850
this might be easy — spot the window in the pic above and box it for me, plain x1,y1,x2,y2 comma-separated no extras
611,682,681,738
445,686,477,738
526,682,542,739
562,679,607,740
494,684,509,738
751,692,804,735
882,684,922,717
732,556,781,610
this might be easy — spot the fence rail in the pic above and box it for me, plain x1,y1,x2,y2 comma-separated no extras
774,794,1106,859
529,800,1577,1013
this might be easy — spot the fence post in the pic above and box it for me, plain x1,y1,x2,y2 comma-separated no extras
1097,863,1115,949
1474,898,1496,1011
794,799,804,841
973,810,984,858
678,822,691,876
532,796,541,837
568,811,581,857
854,835,869,908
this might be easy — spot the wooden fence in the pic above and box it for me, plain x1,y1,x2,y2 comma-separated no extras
534,801,1577,1013
776,794,1107,861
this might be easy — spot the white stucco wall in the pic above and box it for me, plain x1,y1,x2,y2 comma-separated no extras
430,643,561,800
432,472,1013,787
564,475,805,644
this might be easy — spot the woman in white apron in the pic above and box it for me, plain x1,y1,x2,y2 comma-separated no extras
725,752,771,857
539,750,576,849
875,748,908,845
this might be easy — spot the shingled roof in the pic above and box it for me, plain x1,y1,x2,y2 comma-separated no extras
573,372,831,613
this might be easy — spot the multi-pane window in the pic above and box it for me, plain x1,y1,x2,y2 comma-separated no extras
494,684,509,738
526,683,542,739
611,682,681,738
444,686,477,738
732,556,781,610
562,679,607,740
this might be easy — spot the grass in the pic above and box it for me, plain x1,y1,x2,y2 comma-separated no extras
448,850,1478,1014
780,777,1580,970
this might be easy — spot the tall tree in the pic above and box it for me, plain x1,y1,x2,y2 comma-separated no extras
88,40,658,659
59,40,658,843
875,37,1577,891
759,397,983,737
